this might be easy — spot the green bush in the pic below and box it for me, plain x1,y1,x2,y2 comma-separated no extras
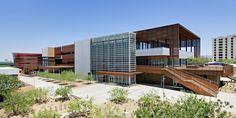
37,71,78,81
135,92,232,118
27,88,48,103
33,109,60,118
0,74,22,96
68,98,96,117
55,87,72,100
108,87,128,104
86,74,93,83
60,71,77,81
37,72,60,80
2,92,34,115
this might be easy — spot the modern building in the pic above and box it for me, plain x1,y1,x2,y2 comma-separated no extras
212,34,236,61
74,24,233,96
40,44,75,72
13,23,234,96
13,53,42,73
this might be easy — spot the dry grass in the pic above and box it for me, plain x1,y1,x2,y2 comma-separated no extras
220,82,236,94
0,97,74,118
102,100,138,117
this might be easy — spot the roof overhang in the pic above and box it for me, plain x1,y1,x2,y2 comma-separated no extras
96,71,143,77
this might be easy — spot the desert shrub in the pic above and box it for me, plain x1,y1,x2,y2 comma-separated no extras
68,98,97,117
86,74,93,83
0,74,22,96
95,104,125,118
108,87,128,104
135,91,174,117
135,92,232,118
55,87,71,100
33,109,60,118
174,95,232,118
2,92,34,115
27,88,48,103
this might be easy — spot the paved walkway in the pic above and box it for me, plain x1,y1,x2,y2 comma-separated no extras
19,76,236,113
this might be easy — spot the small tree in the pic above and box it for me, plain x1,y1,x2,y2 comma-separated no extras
108,87,128,104
33,109,60,118
55,87,72,100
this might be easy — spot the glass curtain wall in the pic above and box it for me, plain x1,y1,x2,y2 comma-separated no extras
91,33,136,85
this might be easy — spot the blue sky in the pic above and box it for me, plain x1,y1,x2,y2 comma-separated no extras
0,0,236,61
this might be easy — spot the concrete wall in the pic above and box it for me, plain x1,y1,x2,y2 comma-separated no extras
136,47,170,57
42,47,55,57
75,39,91,76
179,50,194,59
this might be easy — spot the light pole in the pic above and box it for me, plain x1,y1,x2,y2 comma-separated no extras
162,75,165,99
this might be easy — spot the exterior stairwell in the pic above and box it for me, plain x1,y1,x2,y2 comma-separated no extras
136,66,218,97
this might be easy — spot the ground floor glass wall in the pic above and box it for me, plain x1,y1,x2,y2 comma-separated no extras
136,57,188,67
95,75,136,85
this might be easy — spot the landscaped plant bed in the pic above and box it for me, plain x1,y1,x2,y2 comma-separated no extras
0,96,75,118
40,78,49,81
52,80,62,84
58,82,68,85
75,79,84,83
64,83,76,88
45,79,54,82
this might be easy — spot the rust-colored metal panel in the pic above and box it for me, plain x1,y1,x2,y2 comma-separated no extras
61,44,74,53
13,53,42,73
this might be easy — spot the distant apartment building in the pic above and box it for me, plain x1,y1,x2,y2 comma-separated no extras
213,34,236,61
13,53,42,73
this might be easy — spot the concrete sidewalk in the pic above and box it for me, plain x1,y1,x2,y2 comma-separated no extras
19,76,236,113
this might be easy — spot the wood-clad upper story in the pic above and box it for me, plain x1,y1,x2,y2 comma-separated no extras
135,24,201,58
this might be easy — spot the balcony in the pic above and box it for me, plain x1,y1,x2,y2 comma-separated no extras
136,47,170,57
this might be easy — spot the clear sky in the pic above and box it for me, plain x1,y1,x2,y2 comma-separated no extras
0,0,235,61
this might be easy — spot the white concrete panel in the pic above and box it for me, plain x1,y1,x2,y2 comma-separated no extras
179,50,194,59
136,47,170,56
75,39,91,76
0,67,20,75
42,48,49,57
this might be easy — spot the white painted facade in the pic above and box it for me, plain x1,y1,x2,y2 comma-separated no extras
136,47,170,56
179,50,194,59
75,39,91,76
0,67,20,75
213,34,236,61
42,48,49,57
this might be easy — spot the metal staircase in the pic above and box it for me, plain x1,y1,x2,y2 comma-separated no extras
136,66,218,96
